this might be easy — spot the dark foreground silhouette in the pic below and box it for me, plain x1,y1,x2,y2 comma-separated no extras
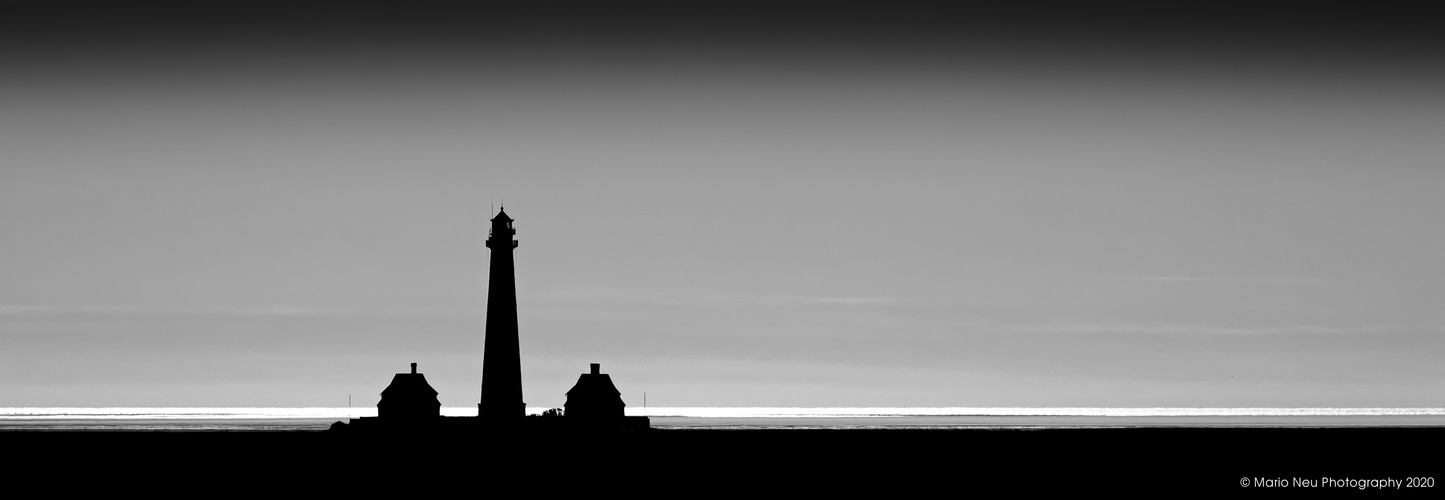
342,361,650,434
6,427,1441,495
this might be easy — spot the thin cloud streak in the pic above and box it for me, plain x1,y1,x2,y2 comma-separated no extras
0,304,470,319
1002,323,1445,335
763,296,894,306
538,287,894,308
1111,275,1334,285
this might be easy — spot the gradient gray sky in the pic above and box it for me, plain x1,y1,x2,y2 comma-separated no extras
2,2,1442,407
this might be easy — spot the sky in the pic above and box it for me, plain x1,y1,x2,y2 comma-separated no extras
2,1,1442,408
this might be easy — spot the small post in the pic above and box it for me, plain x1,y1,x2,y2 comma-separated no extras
411,362,417,374
590,363,600,375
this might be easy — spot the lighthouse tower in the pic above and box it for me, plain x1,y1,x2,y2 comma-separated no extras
479,207,524,421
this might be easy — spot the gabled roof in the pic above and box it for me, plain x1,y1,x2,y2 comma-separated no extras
566,373,622,399
381,373,439,397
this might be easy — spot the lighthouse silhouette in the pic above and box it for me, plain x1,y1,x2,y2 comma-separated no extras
479,207,524,420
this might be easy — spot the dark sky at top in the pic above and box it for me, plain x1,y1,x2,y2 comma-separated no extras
4,1,1440,58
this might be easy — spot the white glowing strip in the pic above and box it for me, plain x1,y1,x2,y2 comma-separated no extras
620,407,1445,418
0,407,375,420
3,407,1443,420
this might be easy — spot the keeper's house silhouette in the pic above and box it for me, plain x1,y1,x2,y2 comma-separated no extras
378,363,440,419
335,208,649,433
565,363,624,418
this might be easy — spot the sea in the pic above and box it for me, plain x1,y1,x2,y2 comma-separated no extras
2,407,1443,431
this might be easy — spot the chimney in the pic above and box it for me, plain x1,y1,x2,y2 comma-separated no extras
411,362,417,374
590,363,600,375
